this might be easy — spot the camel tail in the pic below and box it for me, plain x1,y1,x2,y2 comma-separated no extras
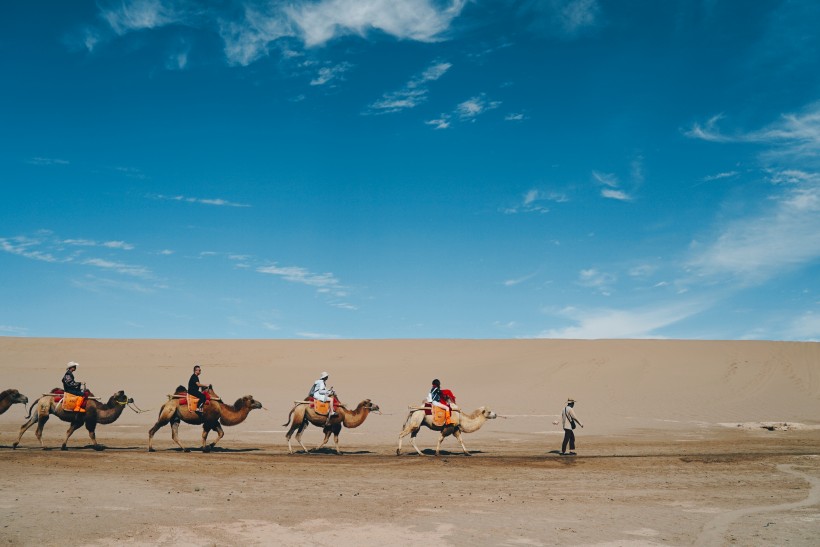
25,400,38,420
282,404,296,427
402,409,416,429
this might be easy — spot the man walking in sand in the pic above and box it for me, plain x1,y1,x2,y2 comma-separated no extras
561,398,583,456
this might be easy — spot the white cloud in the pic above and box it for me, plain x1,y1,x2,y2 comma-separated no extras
287,0,467,48
503,272,537,286
257,263,342,292
83,258,153,278
503,188,569,214
71,274,158,294
100,0,181,35
63,239,135,250
505,113,526,121
0,236,60,263
425,117,450,130
537,301,705,339
577,268,615,294
151,194,251,207
557,0,601,35
703,171,739,182
601,188,632,201
592,171,619,187
0,325,29,336
456,94,501,120
686,170,820,286
26,157,69,166
297,331,342,339
310,62,353,86
95,0,467,67
788,311,820,341
368,61,451,113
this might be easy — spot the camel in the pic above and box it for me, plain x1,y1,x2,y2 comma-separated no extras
283,398,379,454
147,386,262,452
14,389,133,450
0,389,29,415
397,405,497,456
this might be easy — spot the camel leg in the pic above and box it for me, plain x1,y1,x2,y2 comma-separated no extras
410,429,424,456
212,424,225,449
294,421,310,454
13,413,40,449
333,431,340,455
435,432,446,456
170,421,189,452
34,415,50,449
315,428,332,451
201,426,210,451
453,429,471,456
148,420,168,452
62,422,81,451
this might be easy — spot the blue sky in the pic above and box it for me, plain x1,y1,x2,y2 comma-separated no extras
1,0,819,340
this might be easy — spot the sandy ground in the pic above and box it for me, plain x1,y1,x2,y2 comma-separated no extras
1,337,819,545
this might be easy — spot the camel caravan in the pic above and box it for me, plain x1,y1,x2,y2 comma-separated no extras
6,363,498,456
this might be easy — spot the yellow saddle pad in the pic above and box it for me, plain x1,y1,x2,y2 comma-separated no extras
432,405,448,427
62,393,81,411
186,395,198,412
313,399,330,415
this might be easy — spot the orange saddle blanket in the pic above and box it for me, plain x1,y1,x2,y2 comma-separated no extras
178,392,210,412
431,405,453,427
61,393,85,412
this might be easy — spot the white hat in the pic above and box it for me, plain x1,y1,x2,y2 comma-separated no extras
567,397,576,403
320,371,329,379
67,361,79,369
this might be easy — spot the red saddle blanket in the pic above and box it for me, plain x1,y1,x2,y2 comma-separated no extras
176,391,211,412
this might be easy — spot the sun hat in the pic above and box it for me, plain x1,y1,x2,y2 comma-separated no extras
567,398,576,403
66,361,79,370
320,371,329,379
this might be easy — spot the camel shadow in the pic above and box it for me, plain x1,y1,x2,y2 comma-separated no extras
419,449,486,456
305,447,374,455
166,446,262,453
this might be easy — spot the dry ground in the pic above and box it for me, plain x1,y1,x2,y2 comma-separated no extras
2,427,819,546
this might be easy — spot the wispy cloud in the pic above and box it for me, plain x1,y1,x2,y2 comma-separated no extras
426,92,501,129
503,272,537,286
150,194,251,208
686,169,820,286
297,331,342,339
505,112,526,121
368,61,451,114
703,171,739,182
63,239,135,250
502,188,569,214
0,236,60,263
95,0,467,67
26,157,69,166
537,300,706,339
83,258,153,278
310,62,353,86
592,170,633,201
287,0,467,48
0,325,29,336
577,268,616,295
257,263,342,292
71,274,159,294
686,103,820,164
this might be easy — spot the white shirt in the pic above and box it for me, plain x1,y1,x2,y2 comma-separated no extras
312,378,331,402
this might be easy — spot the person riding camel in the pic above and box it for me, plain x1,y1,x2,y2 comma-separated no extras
310,371,336,425
62,361,87,412
426,379,454,425
188,364,209,415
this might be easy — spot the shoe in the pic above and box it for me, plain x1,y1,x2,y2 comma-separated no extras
559,452,567,456
568,451,577,455
195,409,204,416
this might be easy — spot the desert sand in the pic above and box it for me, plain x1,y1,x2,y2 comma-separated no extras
1,337,819,546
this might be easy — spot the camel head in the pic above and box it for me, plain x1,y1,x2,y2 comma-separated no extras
481,407,497,420
109,391,133,406
2,389,28,405
234,395,263,411
362,399,380,412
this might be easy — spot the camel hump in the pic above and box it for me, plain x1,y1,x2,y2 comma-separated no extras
50,388,63,394
174,385,187,394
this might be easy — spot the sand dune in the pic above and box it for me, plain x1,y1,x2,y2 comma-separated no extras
2,338,819,546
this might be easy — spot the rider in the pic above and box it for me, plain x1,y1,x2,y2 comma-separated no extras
62,361,87,412
188,364,209,415
310,371,336,424
426,379,451,423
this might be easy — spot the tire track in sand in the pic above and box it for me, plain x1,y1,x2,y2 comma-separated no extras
697,462,820,545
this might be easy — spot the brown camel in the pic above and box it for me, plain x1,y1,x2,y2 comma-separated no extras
283,398,379,454
397,405,497,456
0,389,29,415
147,386,262,452
13,389,133,450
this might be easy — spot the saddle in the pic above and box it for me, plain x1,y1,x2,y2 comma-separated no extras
425,403,454,427
308,396,341,416
177,391,211,412
59,391,88,413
